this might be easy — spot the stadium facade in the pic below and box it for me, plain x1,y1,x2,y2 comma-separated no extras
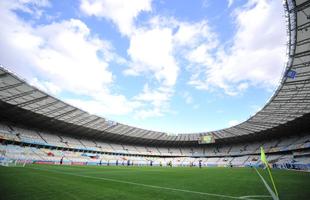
0,0,310,169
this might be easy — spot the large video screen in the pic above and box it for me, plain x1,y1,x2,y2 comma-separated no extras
199,135,215,144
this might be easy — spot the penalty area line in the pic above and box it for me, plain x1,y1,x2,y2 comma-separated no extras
28,166,258,200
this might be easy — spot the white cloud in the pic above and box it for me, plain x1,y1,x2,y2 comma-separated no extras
181,91,193,104
0,0,140,117
228,120,239,127
125,27,178,87
133,108,163,119
186,44,216,66
0,1,115,93
2,0,51,17
227,0,234,8
66,93,142,116
80,2,180,118
30,78,61,95
174,20,217,48
135,85,172,106
133,84,173,118
187,0,287,96
123,17,217,117
35,19,116,94
79,0,247,118
122,18,177,118
1,0,179,119
80,0,152,35
0,0,288,124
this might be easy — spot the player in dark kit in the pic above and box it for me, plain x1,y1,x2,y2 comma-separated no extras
60,156,64,165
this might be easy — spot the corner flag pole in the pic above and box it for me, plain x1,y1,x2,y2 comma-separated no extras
261,147,279,198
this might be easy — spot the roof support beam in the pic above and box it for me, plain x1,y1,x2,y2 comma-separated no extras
117,127,136,136
237,124,264,132
292,61,310,68
0,82,23,91
258,110,305,115
283,79,310,85
31,100,59,112
74,116,97,126
16,95,49,107
289,0,310,13
2,89,36,101
296,38,310,46
79,117,101,127
0,72,8,78
223,129,238,137
272,98,310,102
64,112,86,123
42,105,69,116
296,21,310,31
229,127,249,135
279,86,310,92
54,108,78,120
294,50,310,59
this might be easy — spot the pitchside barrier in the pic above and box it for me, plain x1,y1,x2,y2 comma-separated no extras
4,158,309,171
272,163,310,171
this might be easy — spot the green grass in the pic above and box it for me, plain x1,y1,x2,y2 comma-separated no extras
0,164,309,200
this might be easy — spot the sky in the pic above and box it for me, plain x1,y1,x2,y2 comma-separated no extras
0,0,287,134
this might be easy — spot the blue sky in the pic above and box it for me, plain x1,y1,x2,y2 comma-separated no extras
0,0,287,133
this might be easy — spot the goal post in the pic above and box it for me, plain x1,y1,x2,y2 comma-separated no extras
0,148,28,167
15,159,28,167
0,158,27,167
0,158,15,167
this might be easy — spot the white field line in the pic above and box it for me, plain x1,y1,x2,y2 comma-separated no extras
240,195,272,199
254,168,279,200
28,166,262,200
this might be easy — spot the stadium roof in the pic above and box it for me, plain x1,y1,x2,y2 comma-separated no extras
0,0,309,146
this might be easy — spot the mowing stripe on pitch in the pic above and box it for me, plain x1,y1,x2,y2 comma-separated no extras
29,166,262,200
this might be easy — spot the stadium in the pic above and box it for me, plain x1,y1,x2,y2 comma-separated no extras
0,0,310,199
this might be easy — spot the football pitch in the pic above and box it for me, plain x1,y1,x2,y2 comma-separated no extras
0,164,309,200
